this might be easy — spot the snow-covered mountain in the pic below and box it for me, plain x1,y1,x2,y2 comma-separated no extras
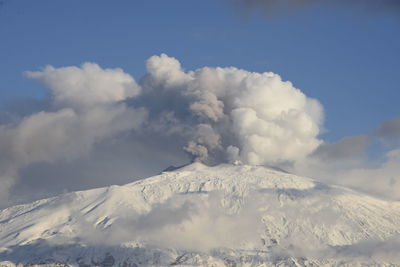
1,163,400,266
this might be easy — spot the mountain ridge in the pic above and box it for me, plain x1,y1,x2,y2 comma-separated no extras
1,163,400,266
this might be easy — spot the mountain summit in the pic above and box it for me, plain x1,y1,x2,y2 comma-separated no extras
1,163,400,266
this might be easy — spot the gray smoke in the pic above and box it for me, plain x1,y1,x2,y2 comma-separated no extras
0,54,324,207
137,54,324,165
5,54,400,207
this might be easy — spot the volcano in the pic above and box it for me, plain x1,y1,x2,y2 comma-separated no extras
1,163,400,266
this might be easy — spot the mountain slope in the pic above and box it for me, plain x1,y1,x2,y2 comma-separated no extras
1,163,400,266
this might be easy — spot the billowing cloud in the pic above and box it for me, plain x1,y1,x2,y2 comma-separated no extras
0,54,325,207
0,53,399,212
3,53,400,207
139,54,323,165
25,63,141,109
0,63,147,207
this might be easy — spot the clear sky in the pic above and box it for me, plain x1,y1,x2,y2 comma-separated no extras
1,0,399,141
0,0,400,206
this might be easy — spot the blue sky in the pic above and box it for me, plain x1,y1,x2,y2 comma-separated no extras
1,0,399,141
1,0,400,206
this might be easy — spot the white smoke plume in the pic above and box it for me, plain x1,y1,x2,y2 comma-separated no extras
0,54,324,206
139,54,324,165
3,53,400,206
0,63,147,206
25,63,141,109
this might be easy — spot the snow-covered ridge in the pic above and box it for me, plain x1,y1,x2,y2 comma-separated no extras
1,163,400,266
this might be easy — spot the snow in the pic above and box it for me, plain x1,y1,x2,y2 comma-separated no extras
1,163,400,266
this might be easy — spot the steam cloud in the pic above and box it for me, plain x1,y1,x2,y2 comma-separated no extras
0,54,324,206
139,54,323,165
0,63,147,206
1,54,399,206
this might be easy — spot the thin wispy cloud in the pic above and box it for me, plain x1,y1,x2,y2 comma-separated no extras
232,0,400,15
293,117,400,200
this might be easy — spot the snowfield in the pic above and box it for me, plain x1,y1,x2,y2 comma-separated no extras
1,163,400,266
